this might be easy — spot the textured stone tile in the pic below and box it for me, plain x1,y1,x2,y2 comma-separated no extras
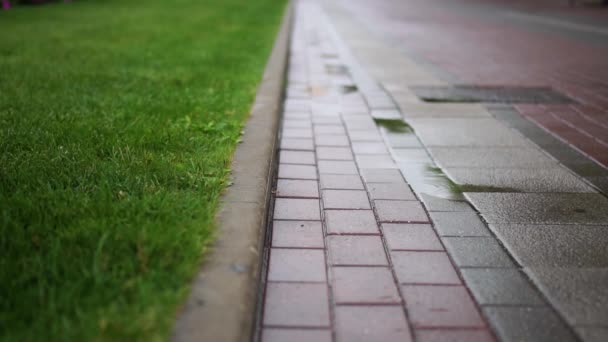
446,167,594,193
383,224,443,250
331,267,400,303
278,164,318,180
402,285,485,328
465,193,608,224
392,251,460,284
428,147,556,168
281,138,314,151
335,306,412,342
279,150,316,165
325,210,379,234
268,248,326,282
576,327,608,342
490,224,608,267
367,182,415,200
322,190,370,209
274,198,320,220
316,147,353,160
528,267,608,326
429,211,490,237
263,329,332,342
272,221,324,248
319,174,364,190
415,329,495,342
327,236,387,265
442,237,514,268
264,283,330,327
483,307,578,342
410,118,528,147
318,160,358,175
276,179,319,198
398,103,488,118
375,200,429,223
461,268,543,305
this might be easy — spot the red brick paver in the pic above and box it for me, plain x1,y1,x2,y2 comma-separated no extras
259,3,494,341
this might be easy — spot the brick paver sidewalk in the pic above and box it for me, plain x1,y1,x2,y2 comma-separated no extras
259,3,495,341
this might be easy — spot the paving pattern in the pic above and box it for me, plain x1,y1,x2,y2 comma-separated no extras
258,1,608,341
259,3,495,341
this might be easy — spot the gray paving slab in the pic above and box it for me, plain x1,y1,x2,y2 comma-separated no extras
483,306,579,342
576,327,608,342
428,147,558,168
398,103,491,118
527,267,608,326
490,224,608,267
461,268,544,306
442,237,515,268
429,211,491,237
466,193,608,224
408,118,529,147
445,167,595,193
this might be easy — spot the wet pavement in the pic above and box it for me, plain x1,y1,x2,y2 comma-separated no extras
257,1,608,341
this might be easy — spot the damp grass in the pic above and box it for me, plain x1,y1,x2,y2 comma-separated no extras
374,118,413,133
426,167,517,194
0,0,286,340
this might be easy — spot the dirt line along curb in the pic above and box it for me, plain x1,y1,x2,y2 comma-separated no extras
172,3,293,342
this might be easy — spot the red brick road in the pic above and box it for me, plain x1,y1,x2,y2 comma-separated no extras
342,0,608,167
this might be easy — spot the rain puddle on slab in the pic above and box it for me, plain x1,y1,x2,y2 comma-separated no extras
402,165,465,200
373,117,506,200
400,164,517,200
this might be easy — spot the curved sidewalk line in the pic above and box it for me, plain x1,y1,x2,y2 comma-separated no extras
171,2,293,341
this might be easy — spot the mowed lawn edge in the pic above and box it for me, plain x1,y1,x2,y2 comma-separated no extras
0,0,286,341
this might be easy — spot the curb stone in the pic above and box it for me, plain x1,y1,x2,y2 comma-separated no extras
172,2,292,341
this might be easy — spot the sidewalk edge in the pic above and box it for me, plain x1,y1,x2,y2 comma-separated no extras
172,2,292,341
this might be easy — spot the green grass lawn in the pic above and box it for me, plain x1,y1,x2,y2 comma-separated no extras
0,0,285,340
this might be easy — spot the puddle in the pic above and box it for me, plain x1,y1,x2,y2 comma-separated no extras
402,165,518,200
374,118,413,133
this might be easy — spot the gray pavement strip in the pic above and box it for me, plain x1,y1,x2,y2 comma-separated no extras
407,117,530,147
489,224,608,268
409,85,576,104
461,268,545,306
483,306,579,342
466,193,608,225
443,167,596,193
527,267,608,326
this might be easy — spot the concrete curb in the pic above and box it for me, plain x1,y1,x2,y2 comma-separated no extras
172,2,292,341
